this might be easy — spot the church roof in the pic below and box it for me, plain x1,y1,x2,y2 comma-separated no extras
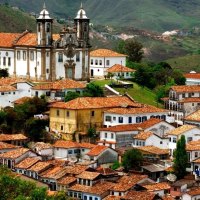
0,33,21,47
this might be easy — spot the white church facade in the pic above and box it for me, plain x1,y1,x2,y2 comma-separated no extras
0,4,91,81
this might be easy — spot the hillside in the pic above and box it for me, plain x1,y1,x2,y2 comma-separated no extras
1,0,200,32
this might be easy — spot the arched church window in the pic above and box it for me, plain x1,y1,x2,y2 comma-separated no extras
46,23,50,33
38,23,41,32
76,52,80,62
5,52,8,56
58,53,63,62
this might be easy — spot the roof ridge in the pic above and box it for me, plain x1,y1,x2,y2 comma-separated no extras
13,30,30,46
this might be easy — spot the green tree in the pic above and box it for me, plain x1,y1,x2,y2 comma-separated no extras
65,91,80,102
122,149,143,171
84,82,104,97
173,135,188,179
124,39,144,63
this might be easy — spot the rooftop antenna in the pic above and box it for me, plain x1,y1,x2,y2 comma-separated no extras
43,1,46,9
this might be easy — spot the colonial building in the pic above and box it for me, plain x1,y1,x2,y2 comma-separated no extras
0,4,91,81
90,49,126,77
184,71,200,85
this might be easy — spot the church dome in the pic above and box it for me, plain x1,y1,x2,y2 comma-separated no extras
37,3,52,20
75,4,88,19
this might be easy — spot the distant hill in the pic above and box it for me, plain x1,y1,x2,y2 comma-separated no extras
1,0,200,32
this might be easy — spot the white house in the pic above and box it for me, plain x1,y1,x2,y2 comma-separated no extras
31,79,86,99
103,105,169,127
185,72,200,85
98,118,174,149
186,140,200,162
184,109,200,126
106,64,135,79
132,131,169,149
182,188,200,200
90,49,126,77
167,125,200,156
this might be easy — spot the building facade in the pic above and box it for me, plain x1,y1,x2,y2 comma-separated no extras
0,4,91,81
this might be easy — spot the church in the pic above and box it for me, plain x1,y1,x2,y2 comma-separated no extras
0,4,91,81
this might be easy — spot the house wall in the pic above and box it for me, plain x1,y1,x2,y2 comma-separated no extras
90,56,126,77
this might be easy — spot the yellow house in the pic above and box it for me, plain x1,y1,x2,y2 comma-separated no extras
49,96,140,138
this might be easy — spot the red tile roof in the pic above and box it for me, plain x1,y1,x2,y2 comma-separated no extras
0,141,17,150
99,118,163,132
112,175,147,192
143,182,170,191
187,140,200,151
135,146,169,155
186,187,200,196
15,33,37,46
0,148,30,159
32,79,86,90
0,85,17,92
90,49,127,57
133,131,153,140
13,97,32,105
0,33,21,47
15,157,40,169
171,85,200,93
28,161,52,172
0,134,28,141
57,176,76,185
107,64,135,73
123,190,157,200
76,171,100,180
0,77,28,86
167,125,197,136
105,105,167,115
50,96,139,110
179,97,200,103
185,109,200,122
184,73,200,79
87,145,108,156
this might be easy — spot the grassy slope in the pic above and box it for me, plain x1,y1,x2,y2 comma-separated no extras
93,80,161,107
2,0,200,32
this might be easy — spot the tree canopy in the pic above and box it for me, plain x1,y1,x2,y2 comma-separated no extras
173,135,188,179
122,148,143,171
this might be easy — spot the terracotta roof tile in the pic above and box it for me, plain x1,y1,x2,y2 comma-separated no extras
184,73,200,79
87,145,108,156
0,33,21,47
103,196,121,200
185,109,200,122
107,64,135,73
32,79,86,90
0,134,28,141
28,161,52,172
50,96,138,110
167,125,197,136
90,49,127,57
57,176,76,185
15,33,37,46
186,187,200,196
96,167,117,176
179,97,200,103
105,105,168,115
13,97,32,105
64,165,88,175
15,157,40,169
76,171,100,180
143,182,170,191
69,181,114,195
123,190,156,200
135,146,169,155
99,118,163,132
0,85,17,92
133,131,153,140
187,140,200,151
112,175,147,192
0,77,28,86
171,85,200,93
0,141,18,150
32,142,52,151
53,140,80,149
0,148,30,159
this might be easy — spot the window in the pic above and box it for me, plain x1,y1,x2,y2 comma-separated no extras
173,137,177,143
38,23,41,32
3,57,6,66
99,60,102,65
136,116,141,123
95,59,98,65
113,117,116,121
169,137,171,142
105,116,111,122
89,197,92,200
195,152,198,158
160,141,163,144
8,57,11,66
91,111,95,117
58,53,63,62
23,51,26,61
68,150,72,154
76,52,80,62
161,115,166,120
182,93,185,98
91,59,93,65
46,23,50,32
142,116,147,122
111,133,114,139
46,69,49,73
126,72,129,76
46,52,49,57
5,52,8,56
118,117,123,123
66,111,70,117
1,92,4,95
192,103,195,106
17,51,20,60
105,133,107,138
187,137,192,142
56,110,60,116
30,51,34,61
106,60,110,66
35,91,38,97
61,125,63,131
